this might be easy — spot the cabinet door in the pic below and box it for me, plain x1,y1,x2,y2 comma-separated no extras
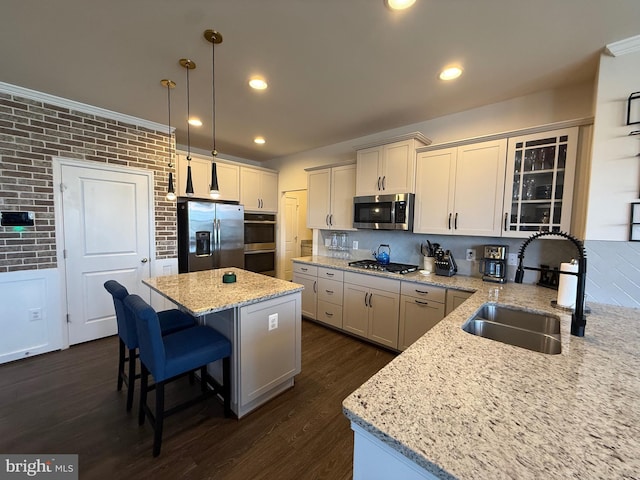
343,283,369,338
452,140,507,236
356,147,383,196
502,128,577,237
382,140,415,194
414,148,456,234
367,287,400,349
398,296,444,350
293,272,317,320
240,167,261,210
176,154,211,199
307,168,331,229
330,164,356,229
445,290,473,316
216,162,240,202
259,170,279,212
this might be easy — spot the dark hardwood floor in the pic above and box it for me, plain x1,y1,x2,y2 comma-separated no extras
0,320,396,479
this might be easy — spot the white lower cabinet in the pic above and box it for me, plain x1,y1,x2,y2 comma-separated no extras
316,267,344,328
292,263,318,320
398,282,446,350
343,272,400,349
445,289,473,316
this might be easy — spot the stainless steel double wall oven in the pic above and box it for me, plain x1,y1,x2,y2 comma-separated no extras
243,212,276,276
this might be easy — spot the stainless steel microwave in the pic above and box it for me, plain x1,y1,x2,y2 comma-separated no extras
353,193,415,231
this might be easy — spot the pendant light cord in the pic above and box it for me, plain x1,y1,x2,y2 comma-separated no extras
167,82,173,167
186,64,191,161
211,36,217,157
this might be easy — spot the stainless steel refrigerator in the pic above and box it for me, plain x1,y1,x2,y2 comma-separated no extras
177,199,245,273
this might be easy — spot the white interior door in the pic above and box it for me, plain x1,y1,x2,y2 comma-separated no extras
283,195,298,281
60,162,153,345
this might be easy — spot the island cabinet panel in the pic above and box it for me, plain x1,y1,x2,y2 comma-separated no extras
398,282,446,350
343,272,400,349
293,263,318,320
238,293,301,412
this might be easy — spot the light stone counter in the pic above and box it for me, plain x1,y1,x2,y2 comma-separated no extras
143,268,303,316
294,256,640,479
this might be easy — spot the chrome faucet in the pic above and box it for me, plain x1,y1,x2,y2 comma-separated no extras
514,231,587,337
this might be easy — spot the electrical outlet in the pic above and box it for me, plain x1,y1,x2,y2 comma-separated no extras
465,249,476,261
508,253,518,266
324,238,331,247
352,240,358,250
28,308,42,321
268,313,278,331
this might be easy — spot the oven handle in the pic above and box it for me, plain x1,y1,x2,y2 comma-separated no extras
244,220,276,224
244,249,276,255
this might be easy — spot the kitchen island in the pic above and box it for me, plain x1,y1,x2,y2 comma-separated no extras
293,256,640,479
143,268,303,418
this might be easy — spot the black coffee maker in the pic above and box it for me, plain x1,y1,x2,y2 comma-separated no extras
479,245,508,283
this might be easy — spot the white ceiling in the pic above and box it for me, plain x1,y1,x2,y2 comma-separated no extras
1,1,639,162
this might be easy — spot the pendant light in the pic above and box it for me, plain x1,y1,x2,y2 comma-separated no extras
180,58,196,197
161,79,177,201
205,29,223,199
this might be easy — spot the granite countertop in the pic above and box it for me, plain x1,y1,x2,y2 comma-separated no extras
293,256,640,479
143,268,303,317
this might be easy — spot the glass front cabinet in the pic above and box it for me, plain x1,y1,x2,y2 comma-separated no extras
502,127,578,237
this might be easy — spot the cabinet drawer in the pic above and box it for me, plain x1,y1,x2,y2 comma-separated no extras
293,263,318,276
400,281,446,303
317,300,343,328
344,271,400,293
318,278,344,305
318,267,344,282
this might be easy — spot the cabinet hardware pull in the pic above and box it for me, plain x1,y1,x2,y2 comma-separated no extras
382,176,386,190
448,213,452,229
329,214,333,226
415,300,429,306
325,312,333,317
504,212,508,231
301,267,308,272
377,177,381,190
368,293,373,308
415,289,428,294
326,214,330,226
326,272,334,277
326,290,334,294
454,212,458,229
313,280,317,293
364,292,369,306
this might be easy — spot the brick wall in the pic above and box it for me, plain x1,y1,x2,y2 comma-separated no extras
0,91,176,273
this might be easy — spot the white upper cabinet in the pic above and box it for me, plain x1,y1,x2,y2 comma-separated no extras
307,164,356,230
240,166,278,212
355,134,429,196
414,139,507,236
175,153,239,202
502,127,578,237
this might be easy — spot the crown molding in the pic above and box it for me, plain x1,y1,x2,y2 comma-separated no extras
0,81,171,132
354,131,431,151
604,34,640,57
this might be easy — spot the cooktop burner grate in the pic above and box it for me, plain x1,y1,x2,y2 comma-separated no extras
348,259,419,275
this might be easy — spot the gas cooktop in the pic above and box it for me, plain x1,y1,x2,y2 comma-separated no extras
348,260,419,275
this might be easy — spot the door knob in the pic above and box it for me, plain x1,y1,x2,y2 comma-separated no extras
140,258,149,263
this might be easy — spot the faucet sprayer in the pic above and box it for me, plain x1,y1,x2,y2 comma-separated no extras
514,231,587,337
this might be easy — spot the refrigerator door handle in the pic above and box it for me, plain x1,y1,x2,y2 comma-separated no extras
216,219,221,250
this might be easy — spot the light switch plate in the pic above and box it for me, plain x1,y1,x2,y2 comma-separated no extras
508,253,518,266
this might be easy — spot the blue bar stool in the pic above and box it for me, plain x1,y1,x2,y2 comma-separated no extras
104,280,196,411
124,294,232,457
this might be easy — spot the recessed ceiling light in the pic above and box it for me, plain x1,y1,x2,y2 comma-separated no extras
188,118,202,127
439,66,463,81
254,137,266,144
384,0,416,11
249,78,268,90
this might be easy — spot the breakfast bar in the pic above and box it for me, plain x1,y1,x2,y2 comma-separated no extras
143,268,304,418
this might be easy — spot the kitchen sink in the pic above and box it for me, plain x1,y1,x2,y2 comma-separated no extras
462,304,562,354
